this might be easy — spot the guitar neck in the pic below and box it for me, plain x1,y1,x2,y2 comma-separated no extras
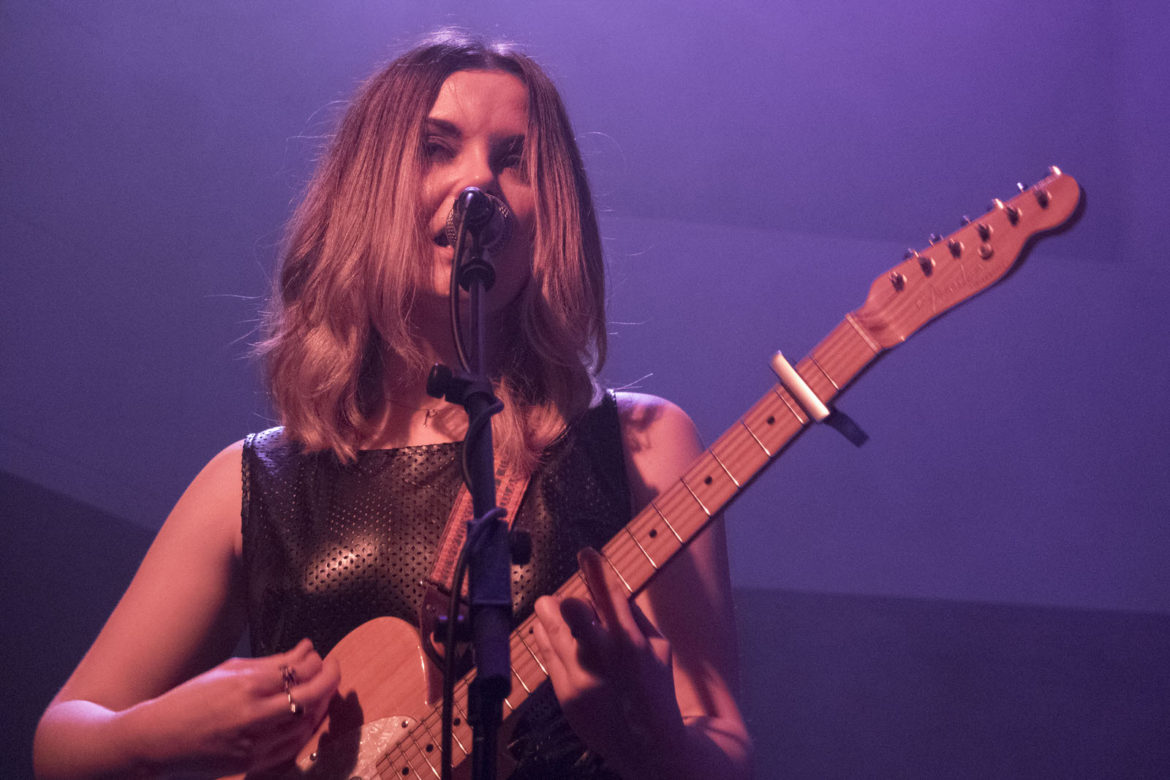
505,317,880,712
592,315,879,600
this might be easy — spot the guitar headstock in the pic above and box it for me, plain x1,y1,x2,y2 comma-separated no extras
853,167,1082,348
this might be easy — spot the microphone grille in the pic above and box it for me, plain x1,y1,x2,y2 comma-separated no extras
445,190,513,250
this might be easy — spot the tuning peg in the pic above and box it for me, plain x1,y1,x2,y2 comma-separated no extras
929,232,943,245
960,215,972,226
1017,180,1050,208
1017,182,1027,193
903,248,933,275
889,271,906,291
947,239,963,257
1049,165,1062,176
992,198,1020,225
976,222,992,240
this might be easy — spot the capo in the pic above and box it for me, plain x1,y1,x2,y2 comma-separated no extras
770,351,868,447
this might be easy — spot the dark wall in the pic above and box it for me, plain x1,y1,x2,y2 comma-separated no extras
735,589,1170,777
1,474,153,778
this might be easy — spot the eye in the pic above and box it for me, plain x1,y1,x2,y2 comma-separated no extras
495,139,526,174
424,137,454,162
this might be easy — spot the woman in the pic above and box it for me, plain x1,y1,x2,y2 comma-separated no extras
34,31,752,779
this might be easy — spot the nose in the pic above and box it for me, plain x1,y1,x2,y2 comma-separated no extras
452,144,501,197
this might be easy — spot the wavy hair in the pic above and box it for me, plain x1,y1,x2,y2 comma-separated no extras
258,31,605,471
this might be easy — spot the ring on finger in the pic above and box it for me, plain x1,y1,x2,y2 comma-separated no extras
279,664,305,717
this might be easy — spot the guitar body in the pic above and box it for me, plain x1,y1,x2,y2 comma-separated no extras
299,618,429,778
225,617,478,779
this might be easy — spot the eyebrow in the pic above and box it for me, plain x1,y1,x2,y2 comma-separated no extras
423,118,525,149
424,118,462,138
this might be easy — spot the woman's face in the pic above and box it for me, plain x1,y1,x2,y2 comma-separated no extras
421,69,535,316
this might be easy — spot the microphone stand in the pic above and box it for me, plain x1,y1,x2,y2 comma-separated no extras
427,190,512,780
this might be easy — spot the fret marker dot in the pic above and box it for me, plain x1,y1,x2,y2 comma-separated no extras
704,475,713,485
649,528,658,538
766,415,775,425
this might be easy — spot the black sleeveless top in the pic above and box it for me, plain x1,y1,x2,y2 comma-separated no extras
241,394,630,777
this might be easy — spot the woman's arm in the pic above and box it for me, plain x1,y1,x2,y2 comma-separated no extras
33,442,339,779
533,392,753,779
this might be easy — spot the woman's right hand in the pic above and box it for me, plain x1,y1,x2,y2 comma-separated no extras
121,638,340,776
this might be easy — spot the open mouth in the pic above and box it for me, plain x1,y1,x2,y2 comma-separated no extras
434,229,450,248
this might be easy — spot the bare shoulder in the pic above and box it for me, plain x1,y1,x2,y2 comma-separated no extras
613,391,703,510
129,438,247,596
132,435,247,590
195,439,246,491
617,390,697,451
175,439,246,555
614,391,698,440
177,440,245,528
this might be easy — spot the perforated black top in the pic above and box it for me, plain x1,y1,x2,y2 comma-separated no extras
241,394,630,776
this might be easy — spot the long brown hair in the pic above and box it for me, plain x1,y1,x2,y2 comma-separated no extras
259,30,605,471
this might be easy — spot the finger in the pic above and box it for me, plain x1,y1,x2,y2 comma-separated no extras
262,656,337,736
249,646,331,726
283,638,314,663
247,692,310,735
248,683,326,742
531,600,570,683
534,596,577,658
559,597,608,671
559,596,598,640
578,548,642,643
627,597,674,666
267,640,321,693
297,651,324,682
628,597,662,639
296,655,340,715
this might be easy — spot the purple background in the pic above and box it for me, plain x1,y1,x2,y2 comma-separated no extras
3,1,1168,775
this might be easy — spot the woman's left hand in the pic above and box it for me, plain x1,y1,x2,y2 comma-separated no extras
532,547,687,776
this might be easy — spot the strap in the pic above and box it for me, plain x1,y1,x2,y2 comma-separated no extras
426,457,531,594
419,457,530,671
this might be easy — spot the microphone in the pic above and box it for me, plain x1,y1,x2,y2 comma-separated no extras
445,187,513,251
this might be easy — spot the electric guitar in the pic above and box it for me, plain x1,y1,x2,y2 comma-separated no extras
230,167,1083,779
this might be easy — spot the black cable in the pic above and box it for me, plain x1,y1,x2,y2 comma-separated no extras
448,192,474,374
441,504,506,780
